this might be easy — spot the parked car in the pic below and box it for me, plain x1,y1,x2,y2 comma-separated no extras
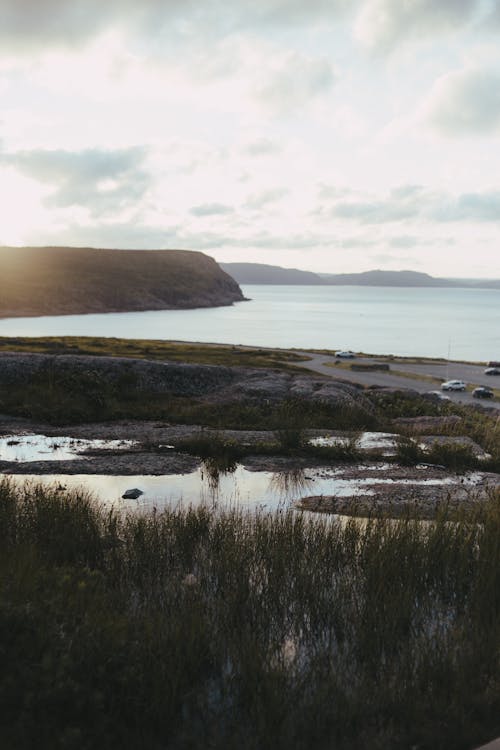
485,367,500,376
472,387,494,399
335,350,355,359
487,361,500,368
441,380,466,391
427,390,451,401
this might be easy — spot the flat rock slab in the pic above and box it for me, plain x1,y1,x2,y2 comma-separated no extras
295,467,500,520
0,451,200,476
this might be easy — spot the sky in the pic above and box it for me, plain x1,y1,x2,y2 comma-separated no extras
1,0,500,278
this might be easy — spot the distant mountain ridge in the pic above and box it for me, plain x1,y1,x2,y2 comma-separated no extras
222,263,500,289
321,270,452,286
0,247,245,318
220,262,323,285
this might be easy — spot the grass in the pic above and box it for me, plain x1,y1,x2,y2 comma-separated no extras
395,436,479,470
0,355,378,430
1,479,500,749
0,335,309,369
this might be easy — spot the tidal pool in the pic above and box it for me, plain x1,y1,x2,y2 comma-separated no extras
6,464,487,515
0,434,137,462
309,432,399,455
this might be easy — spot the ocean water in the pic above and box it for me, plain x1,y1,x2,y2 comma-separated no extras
0,285,498,361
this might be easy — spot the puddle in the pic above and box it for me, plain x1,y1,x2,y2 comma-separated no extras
0,434,137,463
5,464,489,514
310,432,399,454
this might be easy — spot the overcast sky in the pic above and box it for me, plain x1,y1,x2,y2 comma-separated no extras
1,0,500,277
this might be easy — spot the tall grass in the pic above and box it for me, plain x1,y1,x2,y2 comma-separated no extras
1,478,499,749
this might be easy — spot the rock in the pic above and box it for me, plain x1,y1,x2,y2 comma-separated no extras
122,488,144,499
0,352,376,419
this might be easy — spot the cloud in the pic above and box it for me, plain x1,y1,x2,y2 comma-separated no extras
329,185,500,224
388,235,419,248
0,146,149,216
243,138,281,157
0,0,350,50
370,252,421,266
436,192,500,222
25,220,330,253
331,185,428,223
245,188,289,209
254,52,336,115
190,203,234,216
354,0,480,52
424,67,500,136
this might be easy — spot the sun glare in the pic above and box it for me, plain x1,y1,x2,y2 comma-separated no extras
0,169,52,244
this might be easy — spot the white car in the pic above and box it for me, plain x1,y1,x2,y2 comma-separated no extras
427,390,451,401
335,350,355,359
441,380,466,391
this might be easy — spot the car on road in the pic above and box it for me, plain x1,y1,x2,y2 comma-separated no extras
427,390,451,401
485,367,500,376
335,350,355,359
472,387,494,399
441,380,466,391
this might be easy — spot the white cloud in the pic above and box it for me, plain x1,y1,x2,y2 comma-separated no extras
355,0,480,52
329,185,500,223
190,203,234,216
424,67,500,136
0,146,150,216
0,0,350,51
254,52,336,116
242,138,282,157
245,188,289,209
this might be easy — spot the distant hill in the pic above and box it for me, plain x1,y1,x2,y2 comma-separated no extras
221,263,500,289
0,247,245,318
322,270,500,288
321,270,455,287
220,262,324,284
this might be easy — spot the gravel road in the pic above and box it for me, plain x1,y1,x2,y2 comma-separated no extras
293,351,499,408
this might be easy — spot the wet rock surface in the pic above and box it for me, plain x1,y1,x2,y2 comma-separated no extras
1,418,499,518
296,467,500,520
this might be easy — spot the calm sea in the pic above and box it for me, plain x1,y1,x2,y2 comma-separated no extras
0,285,499,361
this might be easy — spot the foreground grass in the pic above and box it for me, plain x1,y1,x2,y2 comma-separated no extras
1,479,500,750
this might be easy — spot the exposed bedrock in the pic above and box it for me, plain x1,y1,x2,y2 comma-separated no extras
0,352,374,412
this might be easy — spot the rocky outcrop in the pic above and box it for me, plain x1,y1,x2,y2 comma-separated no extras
0,352,373,413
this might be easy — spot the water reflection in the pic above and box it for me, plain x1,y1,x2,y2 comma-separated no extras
269,468,314,500
3,465,492,516
200,456,238,495
0,434,137,462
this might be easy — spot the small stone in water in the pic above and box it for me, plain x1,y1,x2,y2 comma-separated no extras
122,488,144,500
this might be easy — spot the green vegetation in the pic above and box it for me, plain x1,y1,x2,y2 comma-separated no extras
1,479,500,749
0,335,308,368
395,436,486,471
0,246,244,317
0,357,375,428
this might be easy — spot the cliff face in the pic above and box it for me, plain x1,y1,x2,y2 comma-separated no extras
0,246,245,318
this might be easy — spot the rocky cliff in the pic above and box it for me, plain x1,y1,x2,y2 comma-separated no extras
0,246,245,317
